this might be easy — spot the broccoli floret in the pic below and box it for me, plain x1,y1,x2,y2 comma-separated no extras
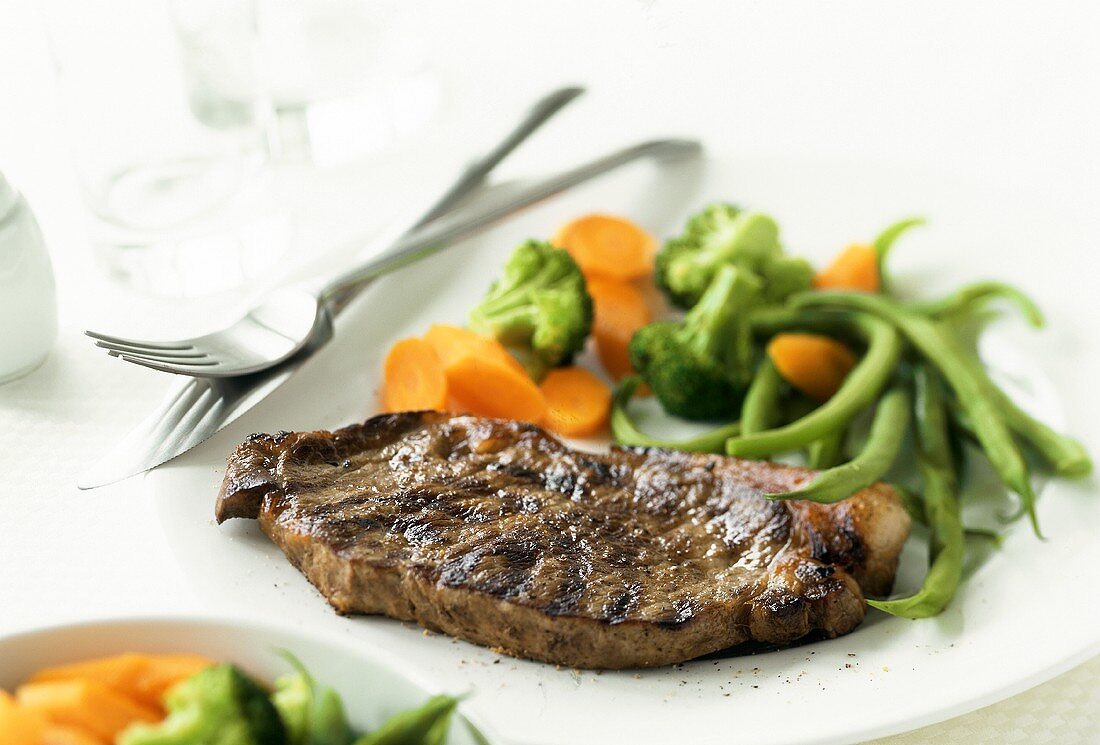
119,665,285,745
655,203,813,308
468,240,592,379
630,263,761,420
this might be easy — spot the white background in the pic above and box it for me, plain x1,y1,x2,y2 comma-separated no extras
1,0,1098,741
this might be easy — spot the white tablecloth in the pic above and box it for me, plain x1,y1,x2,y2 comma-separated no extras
1,1,1098,741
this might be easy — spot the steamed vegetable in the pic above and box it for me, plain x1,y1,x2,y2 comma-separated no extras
447,356,547,424
353,695,458,745
739,358,785,437
814,244,880,292
766,333,857,402
585,277,652,381
655,203,813,308
630,264,761,420
0,690,46,745
28,653,213,713
468,240,593,379
791,289,1045,534
611,376,741,452
118,665,285,745
540,367,612,437
382,338,448,413
552,214,657,281
872,217,925,294
724,313,902,457
271,653,351,745
17,680,159,742
422,324,527,377
768,385,911,503
868,366,965,617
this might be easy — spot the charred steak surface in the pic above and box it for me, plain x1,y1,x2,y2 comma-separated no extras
217,412,910,668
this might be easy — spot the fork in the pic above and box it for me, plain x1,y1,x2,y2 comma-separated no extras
84,86,586,376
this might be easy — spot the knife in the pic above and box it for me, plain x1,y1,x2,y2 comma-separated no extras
78,138,702,488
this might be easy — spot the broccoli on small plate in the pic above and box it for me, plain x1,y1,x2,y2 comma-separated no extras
119,664,286,745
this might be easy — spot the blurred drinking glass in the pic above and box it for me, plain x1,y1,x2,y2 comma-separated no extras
44,0,291,297
256,0,442,165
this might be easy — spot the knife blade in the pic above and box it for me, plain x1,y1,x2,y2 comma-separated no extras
77,138,701,489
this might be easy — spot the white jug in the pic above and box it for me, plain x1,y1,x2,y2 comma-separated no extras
0,172,58,383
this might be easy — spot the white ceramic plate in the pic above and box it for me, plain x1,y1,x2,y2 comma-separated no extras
0,616,496,743
149,156,1100,744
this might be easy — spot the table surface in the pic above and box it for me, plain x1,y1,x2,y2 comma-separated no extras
1,1,1098,742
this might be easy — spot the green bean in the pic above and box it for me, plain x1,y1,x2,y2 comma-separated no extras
793,290,1041,536
910,281,1044,328
355,695,459,745
740,357,784,437
873,217,925,294
808,428,847,469
868,366,965,618
895,483,1003,545
611,377,740,453
769,386,911,503
894,484,928,525
724,313,902,458
956,350,1092,478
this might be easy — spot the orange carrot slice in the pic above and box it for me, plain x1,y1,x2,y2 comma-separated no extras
43,725,104,745
422,324,526,376
767,334,857,402
585,277,652,381
0,690,47,745
553,214,657,281
125,654,214,711
540,367,612,437
446,355,547,423
29,653,213,713
383,337,448,412
16,680,159,742
814,243,879,292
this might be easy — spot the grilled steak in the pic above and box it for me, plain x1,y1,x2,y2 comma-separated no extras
217,412,910,668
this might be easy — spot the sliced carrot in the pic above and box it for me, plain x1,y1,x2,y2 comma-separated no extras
422,324,526,376
16,680,159,742
767,334,857,402
585,277,652,381
43,724,105,745
446,355,547,423
553,214,657,281
540,367,612,438
125,654,214,710
0,690,47,745
383,337,448,413
30,653,213,712
814,243,879,292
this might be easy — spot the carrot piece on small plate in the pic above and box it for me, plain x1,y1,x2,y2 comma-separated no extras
0,690,47,745
16,680,159,742
43,724,106,745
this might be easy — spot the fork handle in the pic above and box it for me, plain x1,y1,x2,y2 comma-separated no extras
316,138,702,312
